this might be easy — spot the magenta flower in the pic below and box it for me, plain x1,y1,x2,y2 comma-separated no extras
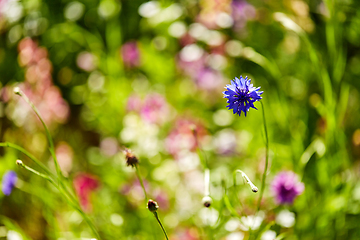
271,171,304,204
121,41,140,68
74,173,100,212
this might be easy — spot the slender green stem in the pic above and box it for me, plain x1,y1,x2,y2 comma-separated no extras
12,88,101,239
16,160,101,239
16,160,56,185
0,142,55,179
14,88,62,178
204,168,210,196
135,165,148,201
257,101,269,211
153,212,169,240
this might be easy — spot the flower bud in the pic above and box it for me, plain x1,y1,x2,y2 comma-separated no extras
13,87,21,95
202,196,212,208
16,160,23,166
147,199,159,213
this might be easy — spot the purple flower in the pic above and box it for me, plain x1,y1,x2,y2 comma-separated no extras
271,171,304,204
2,171,17,196
223,76,263,116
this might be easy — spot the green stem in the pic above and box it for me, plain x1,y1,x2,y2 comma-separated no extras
16,160,101,239
153,212,169,240
0,142,55,179
14,88,62,178
12,88,101,239
135,165,148,201
257,101,269,211
16,160,56,185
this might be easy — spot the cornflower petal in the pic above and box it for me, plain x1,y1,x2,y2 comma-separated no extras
223,76,263,116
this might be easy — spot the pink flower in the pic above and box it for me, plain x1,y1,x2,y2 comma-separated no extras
121,41,140,68
126,93,170,125
165,119,207,158
74,173,100,212
140,94,169,124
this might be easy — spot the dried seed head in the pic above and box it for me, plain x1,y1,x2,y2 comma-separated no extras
202,196,212,208
147,199,159,213
123,148,139,167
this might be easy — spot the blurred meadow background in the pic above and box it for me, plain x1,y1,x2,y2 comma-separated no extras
1,0,360,239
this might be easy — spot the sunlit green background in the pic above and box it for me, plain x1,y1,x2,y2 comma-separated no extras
1,0,360,239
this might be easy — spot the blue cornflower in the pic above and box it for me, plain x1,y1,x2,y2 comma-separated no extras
223,76,263,116
2,171,17,196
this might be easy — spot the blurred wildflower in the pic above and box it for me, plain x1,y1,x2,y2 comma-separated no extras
174,228,199,240
271,171,304,204
120,178,149,203
261,230,277,240
100,137,118,157
55,142,73,175
275,209,295,227
165,119,207,158
121,41,140,68
239,211,264,230
153,188,170,211
223,76,263,116
126,94,142,112
127,93,170,125
196,67,224,91
0,0,23,23
123,148,139,167
231,0,256,30
76,51,97,72
2,171,17,196
140,94,170,124
73,173,99,212
226,232,245,240
5,38,69,128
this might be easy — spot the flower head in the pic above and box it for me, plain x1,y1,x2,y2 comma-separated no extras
223,76,263,116
2,171,17,196
271,171,304,204
123,148,139,167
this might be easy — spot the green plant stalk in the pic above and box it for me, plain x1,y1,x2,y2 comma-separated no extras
14,88,62,178
16,160,56,185
135,165,148,202
152,212,169,240
0,142,55,179
257,101,269,211
16,160,101,239
12,88,101,239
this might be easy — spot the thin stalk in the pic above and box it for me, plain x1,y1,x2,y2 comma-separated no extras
152,212,169,240
135,165,148,201
14,88,61,178
204,168,210,197
0,142,55,179
12,88,101,239
257,101,269,211
16,160,56,185
16,160,101,239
